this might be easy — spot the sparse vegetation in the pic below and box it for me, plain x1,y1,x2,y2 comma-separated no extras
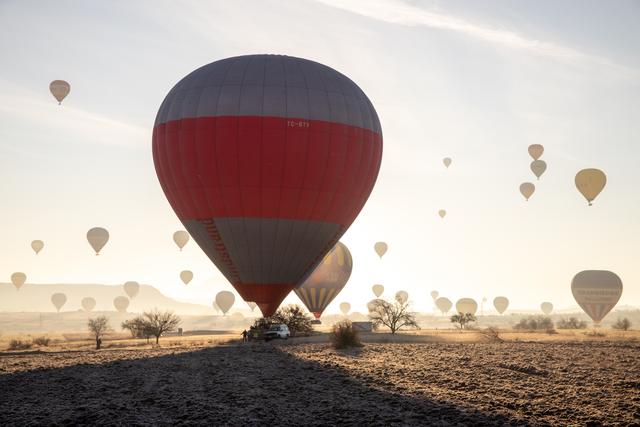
368,298,419,334
331,320,362,349
33,336,50,346
513,315,554,332
612,318,632,331
556,317,587,330
269,304,314,337
450,312,477,330
8,339,33,350
121,317,153,342
480,327,503,342
142,309,181,345
88,316,111,349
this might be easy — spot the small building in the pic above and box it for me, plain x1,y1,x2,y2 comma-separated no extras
352,321,373,332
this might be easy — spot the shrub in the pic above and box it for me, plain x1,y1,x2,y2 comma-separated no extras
331,320,362,349
33,336,50,346
451,313,477,330
556,317,587,329
513,316,554,331
270,304,313,337
612,318,631,331
9,339,33,350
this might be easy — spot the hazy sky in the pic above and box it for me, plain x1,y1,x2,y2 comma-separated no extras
1,0,639,314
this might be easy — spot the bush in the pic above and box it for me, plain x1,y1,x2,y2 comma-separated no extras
514,316,554,331
33,336,50,346
451,313,477,330
270,304,313,337
612,318,632,331
9,339,33,350
556,317,587,329
331,320,362,349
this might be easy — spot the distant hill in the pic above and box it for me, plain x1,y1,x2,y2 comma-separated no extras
0,282,216,315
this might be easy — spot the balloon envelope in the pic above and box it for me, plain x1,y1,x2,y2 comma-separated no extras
571,270,622,324
374,242,388,258
173,230,189,250
114,296,129,313
372,284,384,298
247,301,257,312
519,182,535,201
540,302,553,315
215,291,235,315
81,297,96,312
339,302,351,315
395,290,408,304
456,298,477,315
49,80,70,104
152,55,382,317
493,296,509,314
87,227,109,255
575,169,606,206
435,297,452,314
528,144,544,160
180,270,193,285
11,272,26,290
430,290,439,300
51,293,67,312
443,157,452,168
31,240,44,254
530,160,547,180
123,281,140,299
438,210,446,218
294,242,352,319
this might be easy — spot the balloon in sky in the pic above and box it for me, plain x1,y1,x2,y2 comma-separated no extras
152,55,382,317
49,80,70,105
31,240,44,255
215,291,235,315
438,210,447,219
123,281,140,299
180,270,193,285
456,298,477,315
294,242,352,319
493,296,509,314
575,169,606,206
87,227,109,255
114,296,129,313
530,160,547,180
51,293,67,312
519,182,535,201
339,302,351,315
81,297,96,312
395,290,409,304
443,157,452,168
430,290,439,300
173,230,189,251
540,302,553,315
374,242,388,258
571,270,622,324
435,297,452,314
528,144,544,160
372,284,384,298
11,272,26,290
247,301,257,312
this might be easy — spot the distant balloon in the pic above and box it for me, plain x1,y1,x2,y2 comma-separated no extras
173,230,189,251
81,297,96,312
540,302,553,315
113,296,130,313
493,296,509,314
530,160,547,180
51,293,67,312
443,157,452,168
374,242,388,259
49,80,70,104
528,144,544,160
575,169,606,206
435,297,452,314
571,270,622,324
294,242,352,319
395,290,409,304
519,182,535,201
367,299,382,312
11,272,26,290
430,290,439,300
372,284,384,298
455,298,477,315
31,240,44,255
123,281,140,299
215,291,235,315
247,301,257,312
87,227,109,255
180,270,193,285
438,209,446,219
339,302,351,315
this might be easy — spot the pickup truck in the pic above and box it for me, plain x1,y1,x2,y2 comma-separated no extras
263,324,290,341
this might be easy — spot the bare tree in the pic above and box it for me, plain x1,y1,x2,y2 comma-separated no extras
88,316,110,349
450,312,477,330
368,299,419,334
612,318,632,331
121,316,153,342
143,309,181,345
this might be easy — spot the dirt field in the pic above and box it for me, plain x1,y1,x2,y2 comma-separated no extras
0,333,639,426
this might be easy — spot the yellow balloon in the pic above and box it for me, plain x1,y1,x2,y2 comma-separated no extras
180,270,193,285
11,272,27,290
173,230,189,250
438,209,446,219
455,298,477,315
575,169,606,206
374,242,388,258
540,302,553,315
395,290,408,304
215,291,235,315
372,284,384,298
493,296,509,314
519,182,535,201
339,302,351,315
435,297,452,314
443,157,452,168
31,240,44,254
430,290,439,300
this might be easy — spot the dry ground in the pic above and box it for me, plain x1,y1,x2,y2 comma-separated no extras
0,331,638,426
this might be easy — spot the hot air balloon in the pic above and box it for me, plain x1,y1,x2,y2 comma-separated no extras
438,209,446,219
443,157,452,168
372,284,384,298
49,80,70,105
81,297,96,312
114,296,129,313
540,302,553,315
455,298,477,315
11,272,26,290
87,227,109,255
395,290,409,304
493,296,509,314
215,291,235,315
51,293,67,312
530,160,547,180
430,290,439,300
571,270,622,325
31,240,44,255
367,299,382,312
180,270,193,285
435,297,452,314
294,242,352,319
339,302,351,315
152,55,382,317
519,182,535,201
173,230,189,251
374,242,388,259
575,169,606,206
528,144,544,160
123,281,140,299
247,301,257,312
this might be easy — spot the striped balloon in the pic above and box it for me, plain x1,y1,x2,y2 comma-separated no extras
571,270,622,324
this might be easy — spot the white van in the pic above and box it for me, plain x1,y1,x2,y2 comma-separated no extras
263,324,290,341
